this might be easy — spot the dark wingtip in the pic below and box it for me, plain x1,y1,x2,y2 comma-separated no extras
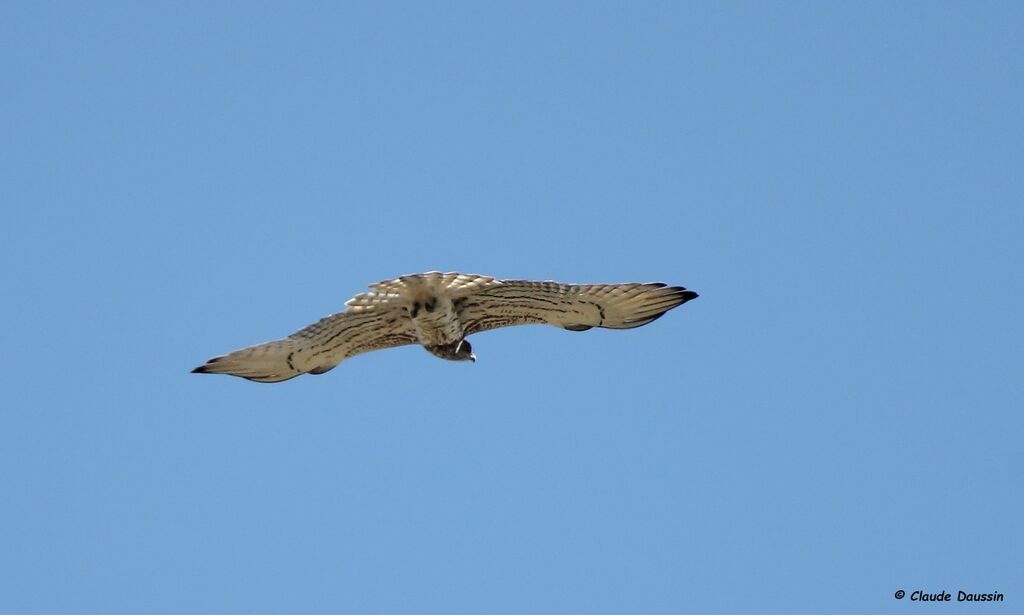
191,356,223,374
661,286,698,306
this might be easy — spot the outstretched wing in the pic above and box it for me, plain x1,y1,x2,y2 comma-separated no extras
458,280,697,335
192,306,417,383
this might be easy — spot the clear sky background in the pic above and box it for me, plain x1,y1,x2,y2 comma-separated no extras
2,2,1021,613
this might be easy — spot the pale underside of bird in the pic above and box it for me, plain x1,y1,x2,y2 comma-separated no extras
192,272,698,383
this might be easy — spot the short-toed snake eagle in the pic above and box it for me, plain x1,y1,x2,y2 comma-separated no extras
192,272,698,382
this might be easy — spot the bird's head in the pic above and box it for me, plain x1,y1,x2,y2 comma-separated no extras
455,339,476,362
427,339,476,362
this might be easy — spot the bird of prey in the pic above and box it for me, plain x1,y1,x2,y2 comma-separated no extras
192,272,698,383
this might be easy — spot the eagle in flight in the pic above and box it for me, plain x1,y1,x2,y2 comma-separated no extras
192,272,697,383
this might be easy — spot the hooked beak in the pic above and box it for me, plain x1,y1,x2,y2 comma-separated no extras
469,352,477,363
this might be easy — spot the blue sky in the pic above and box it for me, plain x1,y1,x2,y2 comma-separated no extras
2,2,1021,613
